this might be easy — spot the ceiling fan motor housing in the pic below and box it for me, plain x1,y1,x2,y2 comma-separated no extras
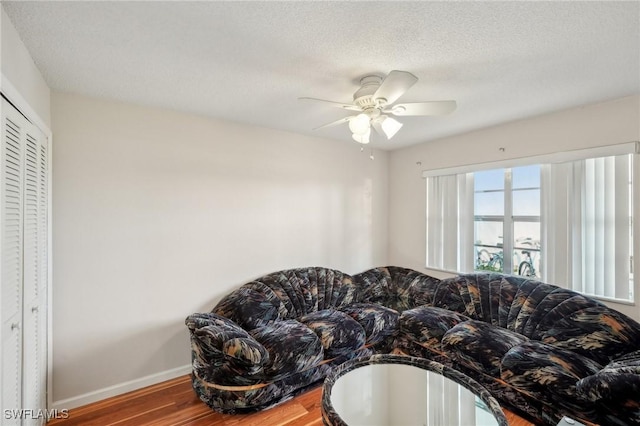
354,75,384,105
353,75,386,118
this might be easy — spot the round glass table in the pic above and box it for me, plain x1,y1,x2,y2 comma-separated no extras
321,354,508,426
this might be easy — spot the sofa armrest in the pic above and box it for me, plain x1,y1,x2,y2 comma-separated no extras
185,313,268,385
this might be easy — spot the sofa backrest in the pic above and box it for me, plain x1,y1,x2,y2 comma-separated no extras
212,266,640,365
439,273,640,365
353,266,457,312
212,267,358,328
437,274,589,333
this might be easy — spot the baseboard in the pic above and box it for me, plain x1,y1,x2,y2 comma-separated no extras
50,364,192,410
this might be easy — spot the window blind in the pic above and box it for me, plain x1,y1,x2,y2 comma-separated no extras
425,142,637,302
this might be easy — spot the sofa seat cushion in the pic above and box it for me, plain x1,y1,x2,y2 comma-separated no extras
442,319,529,377
540,307,640,366
339,303,399,346
399,306,471,349
300,310,366,358
249,320,324,381
501,341,603,418
213,286,281,330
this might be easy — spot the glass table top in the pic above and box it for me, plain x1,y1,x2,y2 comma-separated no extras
322,355,508,426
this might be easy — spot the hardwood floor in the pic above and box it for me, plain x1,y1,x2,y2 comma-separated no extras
47,375,534,426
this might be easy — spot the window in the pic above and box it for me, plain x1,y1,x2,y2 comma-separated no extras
425,143,637,302
474,166,541,278
561,154,634,300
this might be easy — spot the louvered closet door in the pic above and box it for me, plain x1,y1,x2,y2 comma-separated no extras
2,101,25,423
1,98,48,425
21,117,47,423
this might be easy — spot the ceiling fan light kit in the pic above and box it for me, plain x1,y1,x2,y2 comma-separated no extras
351,127,371,144
348,113,370,136
301,70,457,146
379,115,403,139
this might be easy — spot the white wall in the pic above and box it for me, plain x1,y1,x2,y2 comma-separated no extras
50,91,388,407
0,7,51,129
389,95,640,319
1,3,53,413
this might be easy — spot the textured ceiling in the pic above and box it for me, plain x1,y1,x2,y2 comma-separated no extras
3,1,639,150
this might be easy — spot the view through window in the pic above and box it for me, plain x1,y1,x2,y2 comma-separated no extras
474,165,541,277
426,147,635,302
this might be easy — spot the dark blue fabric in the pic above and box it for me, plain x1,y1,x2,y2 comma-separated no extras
212,286,280,329
249,320,324,381
576,349,640,425
187,267,640,424
299,310,366,358
442,319,529,376
501,340,603,421
338,303,399,347
399,306,470,349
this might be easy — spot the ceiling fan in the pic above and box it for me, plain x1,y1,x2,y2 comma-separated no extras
300,70,456,144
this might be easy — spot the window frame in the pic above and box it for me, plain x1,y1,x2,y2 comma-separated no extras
473,167,541,277
424,142,639,307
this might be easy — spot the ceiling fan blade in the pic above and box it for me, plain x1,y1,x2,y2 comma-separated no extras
386,100,457,116
312,116,355,130
373,70,418,106
298,97,361,112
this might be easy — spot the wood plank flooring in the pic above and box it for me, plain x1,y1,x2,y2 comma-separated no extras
47,375,534,426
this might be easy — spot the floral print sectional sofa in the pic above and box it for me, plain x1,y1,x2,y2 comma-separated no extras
185,266,640,425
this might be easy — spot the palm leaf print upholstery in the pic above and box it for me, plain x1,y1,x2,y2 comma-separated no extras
187,267,640,425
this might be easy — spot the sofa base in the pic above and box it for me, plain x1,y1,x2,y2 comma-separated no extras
191,365,330,414
192,348,374,414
